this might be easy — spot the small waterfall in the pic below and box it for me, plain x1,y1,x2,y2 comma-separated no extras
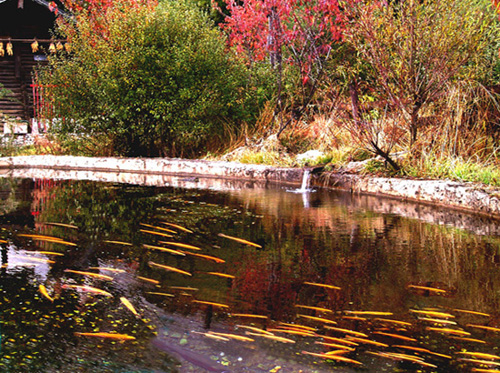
299,169,311,192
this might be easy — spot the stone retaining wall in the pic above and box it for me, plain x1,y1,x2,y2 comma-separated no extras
1,155,500,219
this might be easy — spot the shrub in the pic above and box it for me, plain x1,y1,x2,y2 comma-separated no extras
39,0,271,157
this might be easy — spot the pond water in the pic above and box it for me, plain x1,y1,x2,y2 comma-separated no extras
1,175,500,372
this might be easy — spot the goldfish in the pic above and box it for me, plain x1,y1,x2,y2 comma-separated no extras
192,300,230,308
297,314,337,324
466,324,500,333
324,326,368,337
217,233,262,248
245,332,295,343
74,332,135,340
89,267,126,273
146,292,174,297
301,351,362,365
142,244,185,256
407,285,447,294
206,272,235,279
207,332,254,342
62,284,112,297
345,336,388,347
236,325,274,336
140,223,176,234
314,342,355,351
230,313,268,319
39,285,53,302
64,269,113,281
409,309,455,319
456,352,500,360
373,332,416,342
103,240,133,246
44,222,78,229
180,251,225,263
453,309,490,317
148,261,192,276
345,310,393,316
426,327,471,336
140,229,173,238
295,305,333,314
158,241,202,251
303,282,341,290
137,276,160,284
120,297,138,316
160,222,193,233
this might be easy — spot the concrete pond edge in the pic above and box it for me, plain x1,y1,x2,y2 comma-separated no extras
1,155,499,219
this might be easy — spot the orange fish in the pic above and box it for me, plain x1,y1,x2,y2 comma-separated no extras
303,281,341,290
245,332,295,343
180,251,225,263
140,223,176,234
148,261,192,276
103,240,133,246
207,332,254,342
453,309,490,317
345,336,388,347
146,292,174,297
297,314,337,324
407,285,447,294
295,305,333,314
301,351,362,365
158,241,202,251
137,276,160,284
39,284,53,302
160,222,193,233
324,326,368,337
230,313,268,319
120,297,138,316
62,284,112,297
142,244,185,256
218,233,262,248
64,269,113,281
373,332,416,342
89,267,126,273
206,272,235,279
192,300,230,308
140,229,173,238
466,324,500,333
74,332,135,340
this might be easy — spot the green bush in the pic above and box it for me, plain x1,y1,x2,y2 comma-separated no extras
39,0,271,157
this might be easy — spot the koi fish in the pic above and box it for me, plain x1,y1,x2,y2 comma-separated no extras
456,352,500,360
295,305,333,314
301,351,362,365
64,269,113,281
453,309,490,317
407,285,447,294
44,222,78,229
418,317,457,325
315,335,359,346
140,229,173,238
146,292,174,297
140,223,176,234
74,332,135,340
143,244,185,256
21,257,56,264
374,318,412,326
372,332,416,342
449,336,487,344
169,286,199,291
62,284,112,297
426,327,471,336
180,251,225,263
236,325,274,336
89,267,126,273
160,222,193,233
39,284,53,302
207,332,254,342
33,251,64,256
230,313,268,319
192,331,229,341
158,241,202,251
303,282,341,290
267,329,315,337
120,297,138,316
393,345,451,359
137,276,160,284
345,310,393,316
192,300,230,308
103,240,133,246
297,314,337,324
466,324,500,333
314,342,355,351
457,358,500,367
278,322,316,331
148,261,192,276
409,309,455,319
345,336,388,347
324,326,368,337
206,272,235,279
217,233,262,248
245,332,295,343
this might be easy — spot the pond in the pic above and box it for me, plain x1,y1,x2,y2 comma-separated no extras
0,174,500,372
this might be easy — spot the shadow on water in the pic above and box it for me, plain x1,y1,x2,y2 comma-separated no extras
0,176,499,371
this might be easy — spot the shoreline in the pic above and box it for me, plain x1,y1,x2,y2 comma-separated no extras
0,154,499,219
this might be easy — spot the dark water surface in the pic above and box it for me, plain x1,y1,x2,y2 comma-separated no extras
0,177,500,372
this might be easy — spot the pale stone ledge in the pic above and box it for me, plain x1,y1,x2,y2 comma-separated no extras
0,155,500,219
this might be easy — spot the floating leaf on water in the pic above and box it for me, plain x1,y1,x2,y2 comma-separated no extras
324,326,368,338
142,244,185,256
295,305,333,314
206,272,235,279
158,241,202,251
303,282,341,290
38,285,53,302
137,276,160,284
160,222,193,233
372,332,417,342
103,240,133,246
148,261,192,276
119,297,138,316
453,309,490,317
74,332,135,341
217,233,262,248
64,270,113,281
407,285,447,294
192,300,230,308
